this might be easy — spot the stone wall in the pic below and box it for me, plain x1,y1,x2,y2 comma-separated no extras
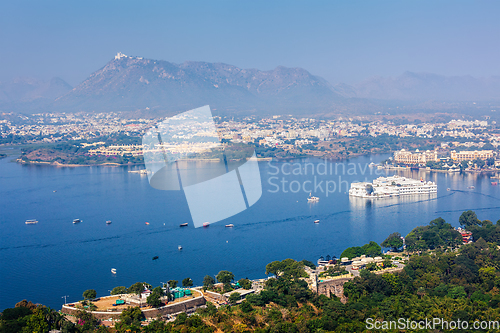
316,277,352,303
61,296,206,320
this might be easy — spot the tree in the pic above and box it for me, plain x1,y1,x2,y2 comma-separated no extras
25,307,49,333
459,210,481,228
182,277,193,287
152,286,164,296
128,282,146,295
228,292,241,305
203,275,215,290
238,278,252,290
116,306,144,332
382,258,393,268
167,280,178,288
381,232,404,251
473,158,485,168
216,270,235,291
82,289,97,300
146,292,162,308
366,184,374,194
239,300,253,313
110,286,127,295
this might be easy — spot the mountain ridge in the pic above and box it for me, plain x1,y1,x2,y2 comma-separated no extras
1,53,499,116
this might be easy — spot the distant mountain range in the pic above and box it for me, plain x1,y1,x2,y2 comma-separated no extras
354,71,500,101
0,77,72,111
0,53,498,116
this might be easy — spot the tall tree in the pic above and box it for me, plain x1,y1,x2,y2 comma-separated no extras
203,275,215,290
182,278,193,287
459,210,481,227
82,289,97,300
381,232,404,251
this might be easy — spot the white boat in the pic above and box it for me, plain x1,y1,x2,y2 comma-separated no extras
106,220,112,224
307,193,319,202
111,268,117,274
203,222,210,227
25,219,38,224
178,245,182,250
73,219,81,224
314,220,320,223
225,224,234,228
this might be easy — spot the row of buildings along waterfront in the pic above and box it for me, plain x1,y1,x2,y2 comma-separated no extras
393,148,495,166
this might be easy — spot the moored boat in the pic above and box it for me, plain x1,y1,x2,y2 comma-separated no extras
180,223,188,227
25,219,38,224
152,256,159,260
307,193,319,202
225,224,234,228
203,222,210,227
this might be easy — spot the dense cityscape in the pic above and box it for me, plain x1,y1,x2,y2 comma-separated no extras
1,112,499,168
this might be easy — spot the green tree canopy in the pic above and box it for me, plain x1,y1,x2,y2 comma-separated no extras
182,277,193,287
340,241,382,259
110,286,127,295
381,232,404,251
238,278,252,290
203,275,215,290
128,282,146,295
228,292,241,305
459,210,481,228
82,289,97,300
146,292,162,308
216,270,235,285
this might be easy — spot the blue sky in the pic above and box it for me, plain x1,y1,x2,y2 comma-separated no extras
0,0,499,86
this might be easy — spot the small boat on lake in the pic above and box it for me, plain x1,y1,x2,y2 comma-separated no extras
225,224,234,228
203,222,210,227
73,219,81,224
25,219,38,224
145,222,149,225
152,256,159,260
111,268,117,274
468,186,475,190
106,220,112,224
492,182,498,186
307,193,319,202
180,223,188,227
178,245,182,250
314,220,320,223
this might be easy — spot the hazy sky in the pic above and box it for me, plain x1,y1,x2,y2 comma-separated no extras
1,0,499,86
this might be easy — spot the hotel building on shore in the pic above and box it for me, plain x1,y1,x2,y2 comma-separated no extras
393,149,438,166
450,150,494,162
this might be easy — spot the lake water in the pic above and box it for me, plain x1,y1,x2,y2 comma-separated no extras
1,153,500,310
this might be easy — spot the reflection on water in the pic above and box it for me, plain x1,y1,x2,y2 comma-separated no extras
350,193,438,209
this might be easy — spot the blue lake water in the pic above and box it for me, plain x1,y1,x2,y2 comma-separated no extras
1,153,500,310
